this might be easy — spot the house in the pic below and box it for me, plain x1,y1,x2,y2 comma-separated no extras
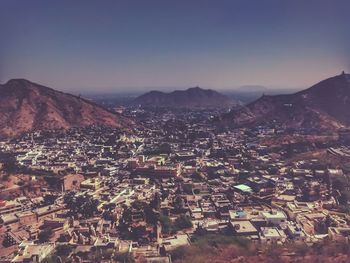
94,236,118,249
17,211,37,225
261,210,287,226
328,227,350,242
161,234,190,251
61,174,85,191
229,221,258,237
43,218,69,230
233,184,253,194
286,222,306,241
260,227,286,243
80,178,102,190
229,209,247,221
11,241,55,263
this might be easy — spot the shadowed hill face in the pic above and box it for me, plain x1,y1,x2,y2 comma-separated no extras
220,73,350,130
297,73,350,124
133,87,240,108
0,79,132,138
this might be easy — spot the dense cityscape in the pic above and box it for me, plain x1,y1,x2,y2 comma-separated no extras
2,1,350,262
1,106,350,262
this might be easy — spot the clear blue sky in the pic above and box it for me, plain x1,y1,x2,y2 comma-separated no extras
1,0,349,92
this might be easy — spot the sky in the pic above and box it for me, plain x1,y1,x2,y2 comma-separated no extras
1,0,350,93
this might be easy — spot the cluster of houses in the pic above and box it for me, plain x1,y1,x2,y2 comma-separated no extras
0,109,350,262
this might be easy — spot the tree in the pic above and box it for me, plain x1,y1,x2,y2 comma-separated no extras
182,184,193,194
191,171,206,181
300,182,312,202
132,200,145,210
1,153,18,174
265,244,282,261
38,228,53,243
338,191,349,206
55,244,72,257
160,215,173,235
79,196,99,218
324,214,333,228
89,249,103,262
118,206,132,239
63,192,99,218
170,246,187,262
131,225,147,240
63,192,75,209
43,194,58,205
114,252,135,263
41,255,60,263
150,192,161,211
158,143,172,154
144,205,159,225
332,177,347,192
173,195,184,212
193,189,200,195
293,243,308,258
173,214,193,231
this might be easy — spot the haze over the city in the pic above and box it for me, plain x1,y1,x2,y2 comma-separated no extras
1,0,350,93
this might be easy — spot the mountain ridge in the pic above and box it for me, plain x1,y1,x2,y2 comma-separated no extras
133,86,240,108
219,72,350,130
0,79,132,138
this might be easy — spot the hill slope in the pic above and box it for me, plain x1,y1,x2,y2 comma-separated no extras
0,79,131,138
220,73,350,130
133,87,240,108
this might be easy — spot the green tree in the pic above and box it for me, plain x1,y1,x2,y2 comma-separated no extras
182,184,193,194
55,244,72,257
38,228,53,243
173,195,184,212
63,192,99,218
114,252,135,263
144,205,159,225
174,214,193,231
332,177,347,191
131,225,147,240
1,153,18,173
43,194,58,205
160,215,173,235
150,192,161,211
41,255,60,263
132,200,145,210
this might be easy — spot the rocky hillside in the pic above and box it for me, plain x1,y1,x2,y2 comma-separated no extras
219,72,350,130
0,79,132,138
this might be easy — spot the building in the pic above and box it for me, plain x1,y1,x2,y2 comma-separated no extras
61,174,85,191
261,210,287,226
233,184,253,194
229,221,258,237
260,227,286,243
80,178,102,190
17,211,37,225
11,241,55,263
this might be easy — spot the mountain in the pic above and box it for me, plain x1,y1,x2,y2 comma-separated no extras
0,79,132,138
133,87,240,108
219,72,350,130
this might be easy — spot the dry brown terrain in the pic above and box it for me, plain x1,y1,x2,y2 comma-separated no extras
221,73,350,130
0,79,132,138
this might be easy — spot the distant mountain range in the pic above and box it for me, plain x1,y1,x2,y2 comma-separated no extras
0,79,132,138
2,73,348,137
133,86,241,108
219,72,350,130
236,85,268,92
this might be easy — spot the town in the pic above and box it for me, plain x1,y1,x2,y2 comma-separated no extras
0,107,350,262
